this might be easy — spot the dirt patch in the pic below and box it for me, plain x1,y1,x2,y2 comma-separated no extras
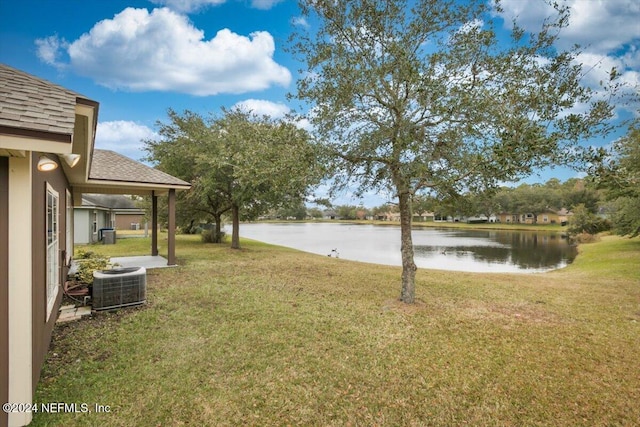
455,300,566,325
380,298,428,315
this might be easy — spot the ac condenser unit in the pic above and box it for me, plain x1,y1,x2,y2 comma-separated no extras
93,266,146,310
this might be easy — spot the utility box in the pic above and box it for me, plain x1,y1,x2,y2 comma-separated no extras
102,229,116,244
93,267,146,310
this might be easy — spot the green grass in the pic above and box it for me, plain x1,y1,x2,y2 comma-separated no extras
32,234,640,426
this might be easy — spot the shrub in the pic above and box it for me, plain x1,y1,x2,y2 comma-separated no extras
201,229,226,243
74,249,111,285
571,232,600,244
568,204,611,236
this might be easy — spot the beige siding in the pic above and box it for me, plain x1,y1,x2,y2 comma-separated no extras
7,156,33,427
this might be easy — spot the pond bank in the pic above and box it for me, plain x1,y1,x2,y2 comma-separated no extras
252,218,568,233
238,222,576,273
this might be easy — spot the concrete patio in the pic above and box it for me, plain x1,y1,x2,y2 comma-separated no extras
110,255,176,269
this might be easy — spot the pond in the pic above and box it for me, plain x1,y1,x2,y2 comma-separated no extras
237,222,577,273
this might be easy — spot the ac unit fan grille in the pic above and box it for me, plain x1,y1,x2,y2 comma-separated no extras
93,267,146,310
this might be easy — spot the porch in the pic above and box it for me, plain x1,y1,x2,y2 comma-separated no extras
71,149,191,266
110,255,174,269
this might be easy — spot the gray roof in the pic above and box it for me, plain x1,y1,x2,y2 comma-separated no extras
89,149,190,187
82,194,141,210
0,63,89,139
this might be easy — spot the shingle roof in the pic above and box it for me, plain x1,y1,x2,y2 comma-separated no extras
0,63,86,138
89,149,191,187
82,194,141,210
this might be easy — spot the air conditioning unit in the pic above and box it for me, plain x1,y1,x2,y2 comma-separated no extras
92,267,146,310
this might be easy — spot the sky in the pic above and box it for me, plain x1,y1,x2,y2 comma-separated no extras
1,0,638,207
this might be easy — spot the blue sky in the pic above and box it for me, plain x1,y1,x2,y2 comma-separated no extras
1,0,638,207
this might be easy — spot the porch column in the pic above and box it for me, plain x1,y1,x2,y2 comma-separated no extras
151,191,158,257
167,189,176,266
7,156,33,427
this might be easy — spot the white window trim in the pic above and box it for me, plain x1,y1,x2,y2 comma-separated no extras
66,190,73,266
46,183,60,320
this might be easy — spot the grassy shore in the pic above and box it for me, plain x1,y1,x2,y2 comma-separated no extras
256,218,566,232
33,233,639,426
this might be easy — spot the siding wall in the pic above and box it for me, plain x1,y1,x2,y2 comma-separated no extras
115,213,145,230
0,157,9,427
73,210,90,244
30,152,66,393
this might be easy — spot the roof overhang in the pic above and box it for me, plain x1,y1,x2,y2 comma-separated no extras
61,100,99,185
73,180,191,196
72,149,191,199
0,127,72,154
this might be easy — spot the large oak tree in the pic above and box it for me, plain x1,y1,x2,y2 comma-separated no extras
290,0,620,303
145,108,322,249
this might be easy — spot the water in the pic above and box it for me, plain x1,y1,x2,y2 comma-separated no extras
237,222,577,273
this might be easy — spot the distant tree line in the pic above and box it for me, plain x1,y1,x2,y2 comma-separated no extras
265,165,638,239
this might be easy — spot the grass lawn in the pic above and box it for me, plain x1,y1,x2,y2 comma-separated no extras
33,233,640,426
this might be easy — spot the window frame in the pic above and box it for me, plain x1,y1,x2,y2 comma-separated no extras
46,183,60,320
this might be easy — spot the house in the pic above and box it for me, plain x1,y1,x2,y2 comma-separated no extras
74,194,147,244
557,208,573,225
497,213,518,224
412,211,435,222
537,208,573,225
323,209,338,220
375,211,401,221
464,215,490,224
0,64,190,427
497,209,572,225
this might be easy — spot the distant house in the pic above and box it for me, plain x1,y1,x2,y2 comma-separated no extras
375,211,401,221
464,215,490,224
497,209,572,225
74,194,146,244
355,209,371,220
520,213,537,224
323,209,338,220
0,64,190,427
413,211,435,222
538,208,573,225
497,213,517,223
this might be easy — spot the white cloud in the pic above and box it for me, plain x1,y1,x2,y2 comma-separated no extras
36,7,291,96
494,0,640,54
233,99,291,118
493,0,639,115
291,16,310,29
150,0,283,12
95,120,158,160
149,0,226,13
34,35,68,69
232,99,316,131
250,0,284,10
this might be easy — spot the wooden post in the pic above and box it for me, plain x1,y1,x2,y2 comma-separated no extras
167,189,176,265
151,191,158,257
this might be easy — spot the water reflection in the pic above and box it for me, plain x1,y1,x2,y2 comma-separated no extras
238,223,577,273
414,230,575,271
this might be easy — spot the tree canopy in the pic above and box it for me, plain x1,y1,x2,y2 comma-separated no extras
145,108,322,248
592,125,640,237
290,0,621,303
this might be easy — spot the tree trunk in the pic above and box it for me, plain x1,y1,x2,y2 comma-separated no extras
214,214,222,243
231,204,241,249
398,190,417,303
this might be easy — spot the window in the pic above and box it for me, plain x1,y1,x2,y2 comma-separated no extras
46,184,59,319
66,190,73,265
92,211,97,234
